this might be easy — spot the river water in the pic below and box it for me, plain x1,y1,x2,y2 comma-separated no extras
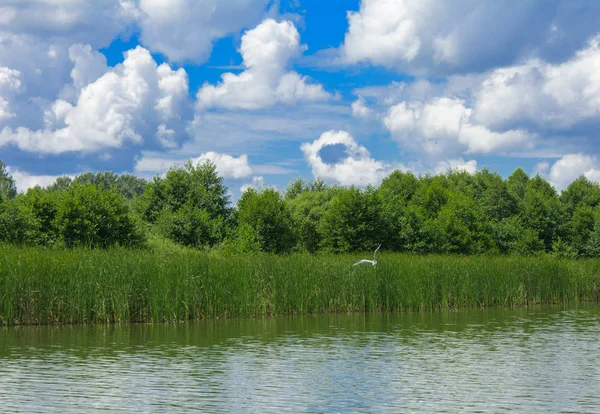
1,306,599,413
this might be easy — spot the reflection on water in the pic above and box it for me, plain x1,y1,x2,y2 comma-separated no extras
1,306,600,413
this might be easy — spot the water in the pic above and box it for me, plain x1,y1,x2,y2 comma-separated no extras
1,306,600,413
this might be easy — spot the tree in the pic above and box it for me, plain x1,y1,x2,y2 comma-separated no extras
320,186,382,253
46,176,72,192
236,188,295,253
431,192,493,254
378,170,420,204
519,175,564,251
507,167,529,201
560,175,600,216
414,176,450,219
0,160,17,202
0,196,41,245
287,185,338,252
473,168,517,221
56,183,143,248
136,160,231,247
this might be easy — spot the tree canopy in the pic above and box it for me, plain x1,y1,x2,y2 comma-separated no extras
2,157,600,257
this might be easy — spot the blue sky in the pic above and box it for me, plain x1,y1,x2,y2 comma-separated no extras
2,0,600,196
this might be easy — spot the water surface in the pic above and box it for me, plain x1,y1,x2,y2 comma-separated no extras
1,306,599,413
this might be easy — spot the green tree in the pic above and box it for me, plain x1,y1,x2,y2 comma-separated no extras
507,167,529,202
519,175,564,251
236,188,295,253
56,183,143,248
0,196,41,245
46,176,72,192
136,160,231,247
0,160,17,201
473,168,517,221
560,175,600,215
431,192,492,254
287,185,338,252
320,186,382,253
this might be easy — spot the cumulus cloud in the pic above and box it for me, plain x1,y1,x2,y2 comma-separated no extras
192,152,253,179
473,35,600,131
0,67,21,121
340,0,600,75
374,34,600,160
540,154,600,191
0,1,136,47
136,0,270,64
0,46,189,154
135,151,253,179
301,130,400,186
351,96,373,118
197,19,331,110
383,97,533,156
67,44,109,94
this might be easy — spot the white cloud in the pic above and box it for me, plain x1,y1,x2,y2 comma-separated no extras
339,0,600,75
434,158,477,175
0,67,21,121
383,97,533,156
240,176,266,193
351,96,373,118
300,130,400,186
136,0,270,64
135,151,253,179
197,19,330,110
191,152,253,179
0,1,136,48
343,0,421,66
0,46,189,154
68,44,108,94
542,154,600,190
473,35,600,131
6,166,64,193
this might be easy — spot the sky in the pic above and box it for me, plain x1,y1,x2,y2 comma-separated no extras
2,0,600,197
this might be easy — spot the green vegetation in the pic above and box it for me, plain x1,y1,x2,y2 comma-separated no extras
3,158,600,257
1,245,599,326
3,159,600,325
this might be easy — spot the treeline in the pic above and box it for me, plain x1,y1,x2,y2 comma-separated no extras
1,159,600,257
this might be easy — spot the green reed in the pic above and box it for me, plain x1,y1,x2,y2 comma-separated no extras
1,245,600,325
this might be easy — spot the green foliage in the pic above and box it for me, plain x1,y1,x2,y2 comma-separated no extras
507,167,529,201
320,186,382,253
1,246,599,326
236,188,296,253
4,159,600,258
287,184,338,252
431,193,492,254
55,183,144,248
136,160,230,248
0,160,17,201
46,176,72,192
156,204,223,249
519,175,564,251
0,196,41,245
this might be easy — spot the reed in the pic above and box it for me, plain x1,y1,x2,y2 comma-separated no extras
1,245,599,326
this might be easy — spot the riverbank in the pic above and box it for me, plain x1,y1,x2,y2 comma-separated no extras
1,245,599,325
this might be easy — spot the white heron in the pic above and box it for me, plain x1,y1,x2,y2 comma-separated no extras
353,244,381,267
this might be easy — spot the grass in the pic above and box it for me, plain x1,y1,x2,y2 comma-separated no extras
1,245,600,326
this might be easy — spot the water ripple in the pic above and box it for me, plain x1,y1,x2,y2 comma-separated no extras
1,306,599,413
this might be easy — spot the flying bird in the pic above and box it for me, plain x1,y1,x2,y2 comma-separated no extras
353,244,381,267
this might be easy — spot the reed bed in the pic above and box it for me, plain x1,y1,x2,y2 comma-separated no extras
1,245,600,325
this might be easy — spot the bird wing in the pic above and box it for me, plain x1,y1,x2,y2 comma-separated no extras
353,259,371,266
373,244,381,260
